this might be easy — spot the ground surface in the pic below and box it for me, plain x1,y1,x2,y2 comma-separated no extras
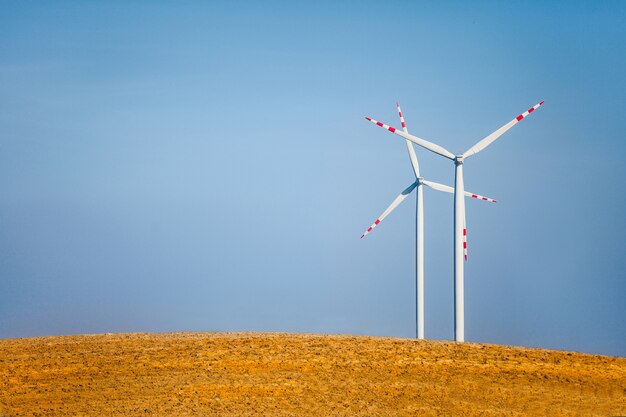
0,333,624,416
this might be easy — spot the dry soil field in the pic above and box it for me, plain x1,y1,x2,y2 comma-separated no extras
0,332,624,416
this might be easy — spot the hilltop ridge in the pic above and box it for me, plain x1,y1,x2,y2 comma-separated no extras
1,332,624,416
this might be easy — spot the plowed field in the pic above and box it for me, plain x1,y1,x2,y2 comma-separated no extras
1,333,624,416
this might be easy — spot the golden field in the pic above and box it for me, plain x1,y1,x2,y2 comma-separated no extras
0,332,624,416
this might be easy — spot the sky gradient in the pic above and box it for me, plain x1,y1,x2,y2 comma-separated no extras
1,1,625,356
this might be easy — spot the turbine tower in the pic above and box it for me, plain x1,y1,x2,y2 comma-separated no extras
361,103,496,340
365,101,544,342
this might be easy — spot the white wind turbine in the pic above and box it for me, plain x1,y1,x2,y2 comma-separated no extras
361,103,496,340
365,101,544,342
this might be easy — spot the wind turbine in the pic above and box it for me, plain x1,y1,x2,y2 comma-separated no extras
361,103,497,340
365,101,544,342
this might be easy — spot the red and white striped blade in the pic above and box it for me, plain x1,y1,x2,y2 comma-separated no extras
466,192,497,203
397,102,408,132
360,182,418,239
364,116,401,134
462,101,544,159
421,180,497,203
463,214,468,261
365,116,455,160
397,102,421,178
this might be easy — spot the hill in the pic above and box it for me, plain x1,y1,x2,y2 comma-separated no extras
0,332,624,416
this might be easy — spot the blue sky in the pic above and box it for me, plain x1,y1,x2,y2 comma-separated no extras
1,1,625,356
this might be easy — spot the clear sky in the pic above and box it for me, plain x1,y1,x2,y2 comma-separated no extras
1,1,624,356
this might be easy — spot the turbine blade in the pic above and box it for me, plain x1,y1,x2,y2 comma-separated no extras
462,101,545,159
365,116,455,160
421,179,453,194
463,213,468,261
466,192,497,203
397,102,421,178
422,180,497,202
360,182,418,239
397,102,408,132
